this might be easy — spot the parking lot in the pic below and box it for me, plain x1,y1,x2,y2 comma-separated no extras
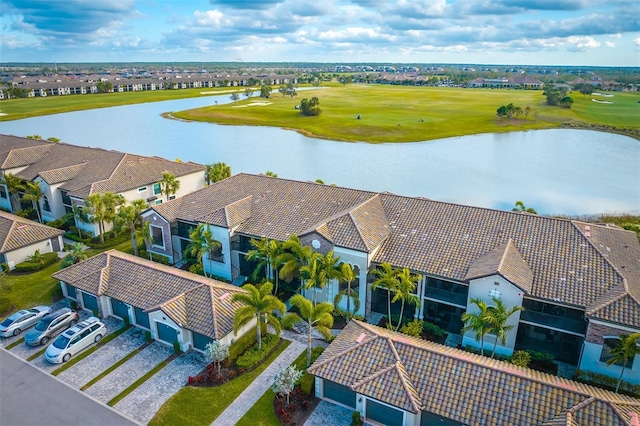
0,308,207,424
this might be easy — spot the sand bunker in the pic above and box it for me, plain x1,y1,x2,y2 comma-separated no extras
232,102,272,108
592,92,614,97
592,99,613,104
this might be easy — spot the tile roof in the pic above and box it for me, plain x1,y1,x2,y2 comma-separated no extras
0,210,64,253
465,239,534,293
309,321,640,425
150,174,640,327
52,250,246,340
1,135,204,199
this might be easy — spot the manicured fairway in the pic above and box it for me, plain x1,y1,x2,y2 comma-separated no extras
172,85,640,143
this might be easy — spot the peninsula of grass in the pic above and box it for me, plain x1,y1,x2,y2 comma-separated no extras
172,85,640,143
149,339,291,426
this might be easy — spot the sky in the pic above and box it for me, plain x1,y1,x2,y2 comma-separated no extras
1,0,639,66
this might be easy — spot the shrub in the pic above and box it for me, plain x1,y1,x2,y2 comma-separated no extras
300,373,314,394
138,250,171,265
14,252,59,272
173,341,182,354
145,331,152,342
400,319,424,338
236,333,279,369
228,323,267,363
510,350,531,368
351,411,363,426
573,369,640,398
422,321,447,343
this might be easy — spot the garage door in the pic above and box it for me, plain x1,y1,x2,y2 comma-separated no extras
157,322,178,344
110,299,129,320
81,292,99,313
323,380,356,409
134,307,150,329
366,400,404,426
193,332,214,351
66,284,76,299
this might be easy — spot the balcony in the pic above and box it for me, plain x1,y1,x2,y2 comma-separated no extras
424,286,468,307
520,310,586,335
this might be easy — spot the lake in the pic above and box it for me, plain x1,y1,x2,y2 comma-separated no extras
1,93,638,215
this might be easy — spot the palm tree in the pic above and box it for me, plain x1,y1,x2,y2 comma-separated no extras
0,173,25,212
282,295,334,367
22,181,43,223
60,242,88,268
301,250,341,304
84,192,124,244
486,297,524,358
390,268,421,331
512,201,537,214
279,235,312,289
606,333,640,393
461,298,492,355
232,282,286,351
115,199,147,256
184,223,221,278
72,204,88,238
333,263,360,322
246,238,284,295
205,162,232,185
159,172,180,202
371,263,399,326
136,221,153,260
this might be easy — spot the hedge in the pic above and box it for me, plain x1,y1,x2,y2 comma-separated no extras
573,369,640,398
236,333,279,369
300,373,314,395
228,323,267,363
14,252,60,272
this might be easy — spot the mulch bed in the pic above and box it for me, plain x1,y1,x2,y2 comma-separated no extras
274,386,320,426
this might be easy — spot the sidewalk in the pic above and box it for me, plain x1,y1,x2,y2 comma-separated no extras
211,338,306,426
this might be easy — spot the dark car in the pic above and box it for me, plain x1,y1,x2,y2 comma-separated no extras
24,308,79,346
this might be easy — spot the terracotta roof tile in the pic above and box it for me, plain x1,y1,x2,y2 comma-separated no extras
465,239,534,293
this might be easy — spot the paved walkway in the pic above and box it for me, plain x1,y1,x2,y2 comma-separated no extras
304,400,354,426
115,350,208,424
85,341,173,402
211,339,306,426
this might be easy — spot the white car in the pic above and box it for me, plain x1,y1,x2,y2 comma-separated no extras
45,317,106,364
0,306,51,337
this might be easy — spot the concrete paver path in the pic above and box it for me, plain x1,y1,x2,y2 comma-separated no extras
85,341,173,403
211,339,306,426
115,350,208,424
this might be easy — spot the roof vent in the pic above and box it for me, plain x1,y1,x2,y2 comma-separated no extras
584,225,590,231
219,292,231,301
585,231,590,238
356,333,366,343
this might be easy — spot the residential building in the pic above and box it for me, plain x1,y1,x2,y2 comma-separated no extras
308,320,640,426
0,210,64,269
0,134,205,236
52,250,252,351
142,173,640,383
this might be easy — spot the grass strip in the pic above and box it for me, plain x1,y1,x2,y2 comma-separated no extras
5,338,25,350
108,354,177,406
149,339,291,426
26,347,47,361
80,341,152,391
52,325,131,376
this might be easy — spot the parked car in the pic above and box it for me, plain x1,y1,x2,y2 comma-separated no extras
24,308,79,346
45,317,106,364
0,306,51,337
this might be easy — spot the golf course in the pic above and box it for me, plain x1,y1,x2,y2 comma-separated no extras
171,84,640,143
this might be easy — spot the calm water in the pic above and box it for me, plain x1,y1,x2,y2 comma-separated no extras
1,93,638,215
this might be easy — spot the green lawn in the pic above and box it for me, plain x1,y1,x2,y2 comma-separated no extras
172,85,640,143
149,339,292,426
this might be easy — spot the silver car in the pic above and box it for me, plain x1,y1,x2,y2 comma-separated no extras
45,317,107,364
25,308,79,346
0,306,51,337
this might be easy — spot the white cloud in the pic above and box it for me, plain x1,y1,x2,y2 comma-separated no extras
566,35,601,48
605,41,615,47
194,10,225,26
633,37,640,46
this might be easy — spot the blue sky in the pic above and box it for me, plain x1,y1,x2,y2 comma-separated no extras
1,0,639,66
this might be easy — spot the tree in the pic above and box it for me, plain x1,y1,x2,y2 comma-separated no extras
0,173,25,212
265,171,278,177
21,181,43,223
300,97,321,116
338,75,353,85
485,297,524,358
272,365,303,407
205,162,231,185
96,81,113,93
137,221,154,260
606,333,640,393
512,200,537,214
560,96,574,108
524,106,532,119
283,295,334,367
461,298,492,354
232,282,286,351
371,263,399,327
496,105,508,120
279,235,313,290
505,103,515,119
244,87,253,99
204,340,230,376
390,268,421,331
184,223,221,278
246,238,284,295
285,81,297,99
259,84,272,98
84,192,124,244
115,199,147,257
513,106,523,119
47,137,60,143
543,84,567,106
301,250,341,304
230,92,240,103
60,242,88,269
159,172,180,202
334,263,360,322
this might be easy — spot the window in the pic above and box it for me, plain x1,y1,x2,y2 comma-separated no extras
153,183,161,195
209,245,224,263
42,196,51,212
600,337,635,368
489,289,502,299
0,186,6,199
60,191,71,206
155,200,163,205
151,225,164,247
169,195,176,201
138,186,147,193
